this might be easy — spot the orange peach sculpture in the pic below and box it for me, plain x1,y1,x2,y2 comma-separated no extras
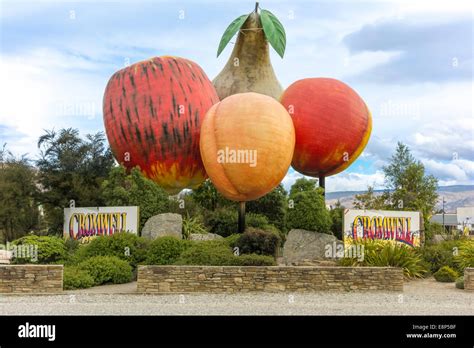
200,92,295,201
280,78,372,178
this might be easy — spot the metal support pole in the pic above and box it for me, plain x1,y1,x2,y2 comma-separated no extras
238,201,246,234
319,175,326,198
442,197,445,233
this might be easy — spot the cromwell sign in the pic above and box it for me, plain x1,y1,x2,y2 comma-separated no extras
343,209,421,247
64,206,139,240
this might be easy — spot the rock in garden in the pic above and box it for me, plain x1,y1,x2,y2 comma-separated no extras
188,233,223,241
141,213,183,240
283,229,341,265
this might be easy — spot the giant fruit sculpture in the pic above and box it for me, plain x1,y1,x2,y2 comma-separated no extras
280,78,372,180
213,3,285,100
103,56,219,194
200,92,295,201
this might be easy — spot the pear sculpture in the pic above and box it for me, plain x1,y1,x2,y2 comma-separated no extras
213,3,285,100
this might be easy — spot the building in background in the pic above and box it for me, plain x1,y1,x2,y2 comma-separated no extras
430,206,473,236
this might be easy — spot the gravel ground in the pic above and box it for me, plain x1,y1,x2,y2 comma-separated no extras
0,278,472,315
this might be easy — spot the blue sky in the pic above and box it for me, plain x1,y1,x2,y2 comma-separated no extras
0,0,472,192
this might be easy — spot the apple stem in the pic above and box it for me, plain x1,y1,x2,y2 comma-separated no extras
255,2,259,13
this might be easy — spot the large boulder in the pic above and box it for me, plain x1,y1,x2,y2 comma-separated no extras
141,213,183,240
283,229,341,265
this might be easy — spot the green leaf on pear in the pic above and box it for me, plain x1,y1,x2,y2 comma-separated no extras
260,9,286,58
217,14,249,57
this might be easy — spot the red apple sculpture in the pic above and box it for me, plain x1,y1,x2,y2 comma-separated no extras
103,56,219,194
280,78,372,179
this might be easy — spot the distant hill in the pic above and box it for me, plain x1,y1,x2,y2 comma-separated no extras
326,185,474,213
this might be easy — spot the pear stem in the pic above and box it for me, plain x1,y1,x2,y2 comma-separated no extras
255,2,259,13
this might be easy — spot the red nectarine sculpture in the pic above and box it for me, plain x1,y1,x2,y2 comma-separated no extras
280,78,372,192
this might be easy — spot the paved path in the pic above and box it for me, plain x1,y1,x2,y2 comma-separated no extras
0,278,471,315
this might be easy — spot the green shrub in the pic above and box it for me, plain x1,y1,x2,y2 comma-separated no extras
433,266,459,282
77,256,133,285
173,239,278,266
338,240,427,279
329,201,344,240
421,240,464,274
65,238,80,254
145,237,191,265
236,227,280,256
174,241,235,265
287,190,332,234
205,208,238,237
454,241,474,271
234,253,276,266
261,224,285,245
182,215,208,239
246,184,287,232
168,194,203,219
70,232,148,269
11,235,66,264
423,221,446,243
225,234,242,248
102,166,169,231
246,213,269,229
455,276,464,289
63,266,95,290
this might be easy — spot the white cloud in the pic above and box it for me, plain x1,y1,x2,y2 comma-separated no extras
423,159,469,181
326,170,385,192
397,0,473,17
0,49,106,156
281,169,386,193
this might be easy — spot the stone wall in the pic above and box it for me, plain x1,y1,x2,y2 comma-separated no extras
0,265,63,293
137,266,403,293
464,268,474,291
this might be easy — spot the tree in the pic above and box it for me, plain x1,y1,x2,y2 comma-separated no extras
246,184,288,231
102,166,169,231
353,142,438,222
287,180,332,234
353,186,389,210
383,142,438,219
0,146,41,242
36,128,115,234
289,177,318,196
329,200,345,240
190,179,234,211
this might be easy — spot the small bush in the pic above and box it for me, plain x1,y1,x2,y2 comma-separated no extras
77,256,133,285
65,238,79,254
205,208,237,237
246,213,269,229
433,266,459,282
236,228,280,256
421,240,464,274
261,224,285,246
182,215,208,239
225,234,242,248
338,240,427,279
454,241,474,271
63,266,95,290
234,253,276,266
174,241,235,265
287,190,332,234
145,237,191,265
455,276,464,289
71,232,148,269
11,235,66,264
